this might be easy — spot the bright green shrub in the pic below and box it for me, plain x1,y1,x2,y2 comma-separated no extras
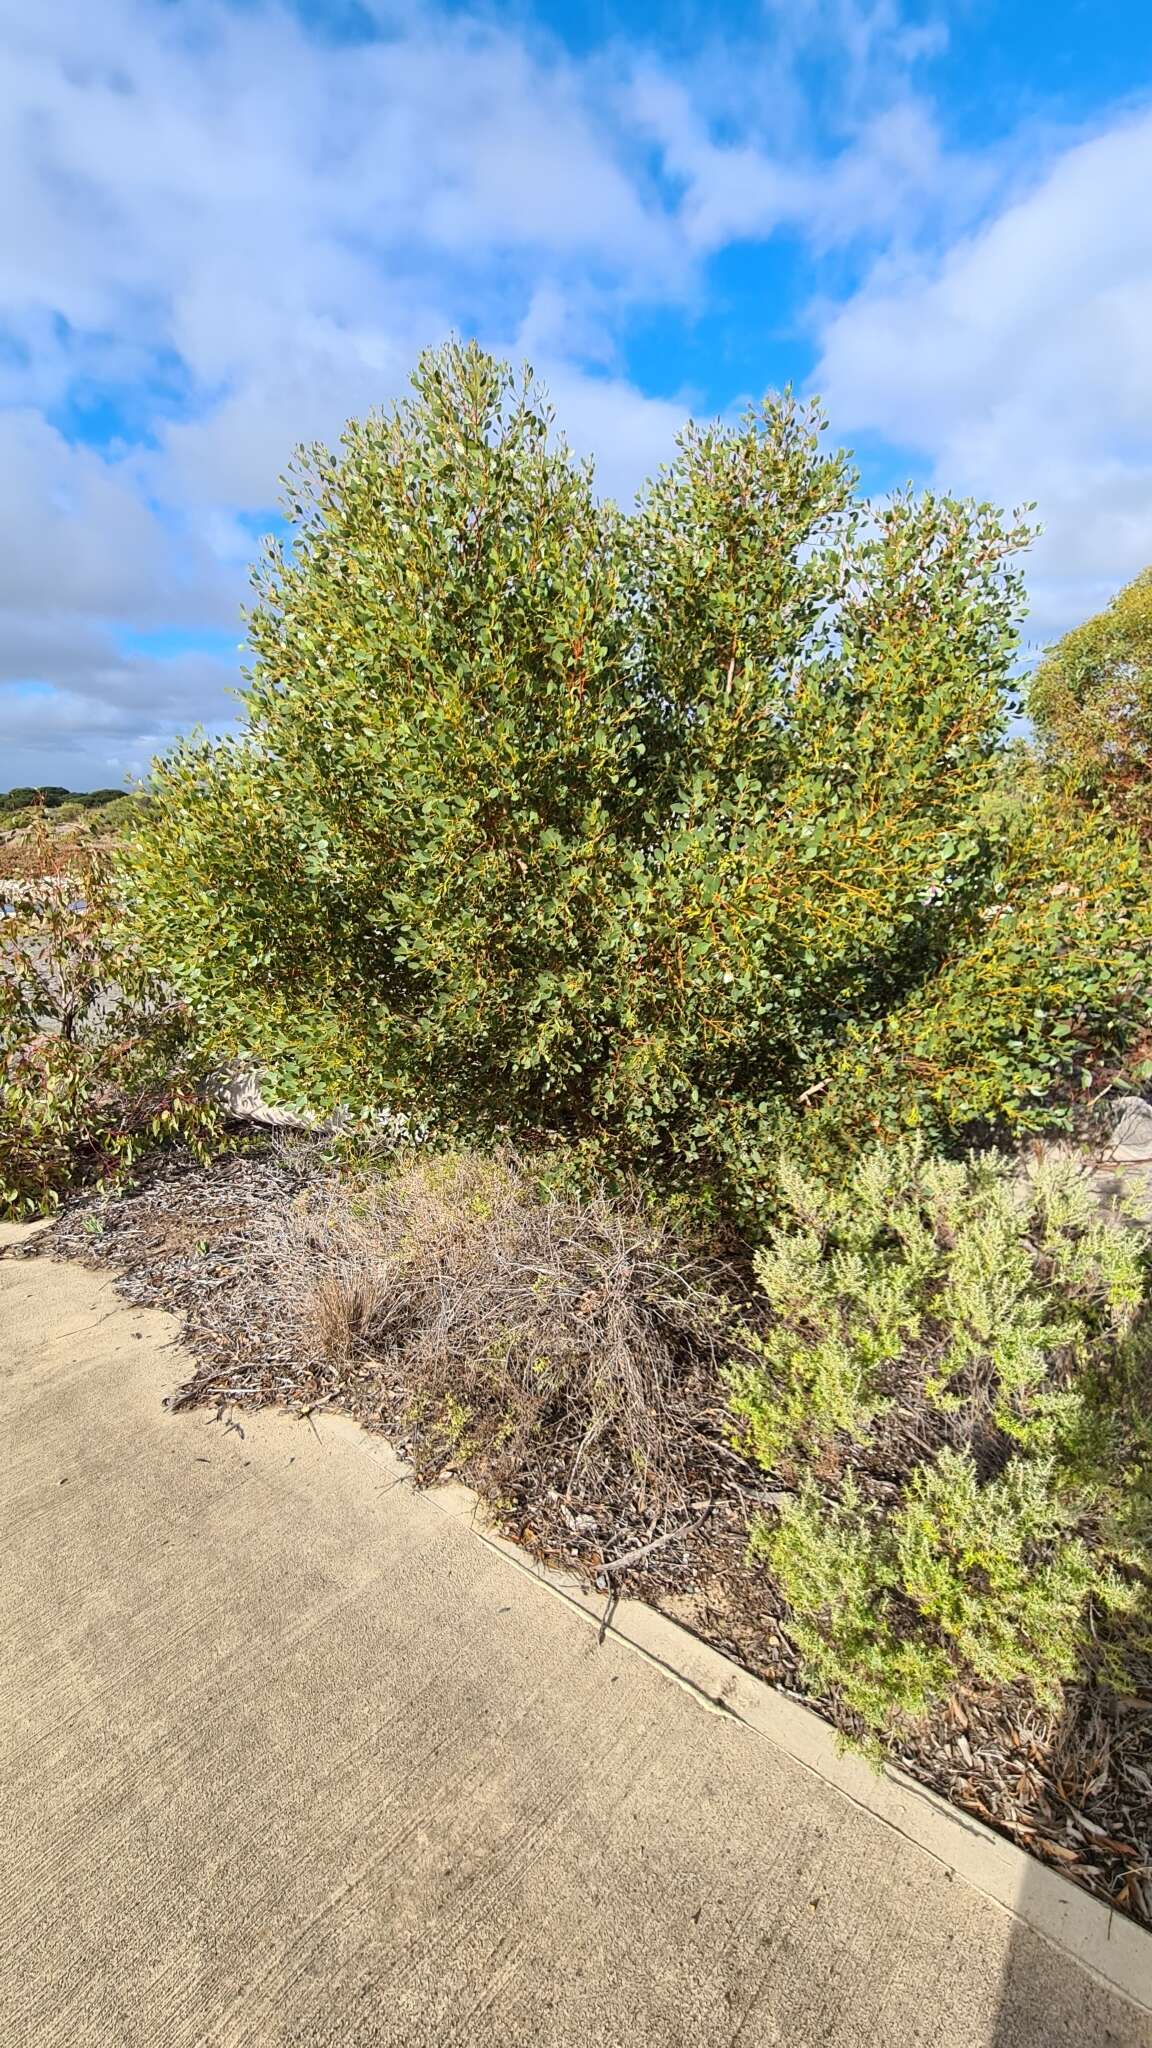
0,836,222,1217
804,799,1152,1154
83,793,154,836
128,344,646,1134
734,1141,1151,1733
1030,566,1152,826
124,341,1147,1217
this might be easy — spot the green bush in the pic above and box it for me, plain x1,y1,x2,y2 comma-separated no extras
1030,566,1152,828
0,836,222,1217
803,799,1152,1154
125,341,1148,1219
84,793,154,836
732,1140,1151,1733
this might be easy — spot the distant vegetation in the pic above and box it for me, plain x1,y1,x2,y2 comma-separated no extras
0,786,126,813
0,788,153,841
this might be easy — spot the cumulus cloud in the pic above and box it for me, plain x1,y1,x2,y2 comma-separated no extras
1,644,239,787
0,0,1149,783
814,105,1152,645
0,410,237,624
0,0,696,782
627,77,967,254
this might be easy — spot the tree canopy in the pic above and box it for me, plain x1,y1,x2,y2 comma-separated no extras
125,342,1150,1217
1030,567,1152,828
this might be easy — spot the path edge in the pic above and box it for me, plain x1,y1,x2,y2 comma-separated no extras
408,1458,1152,2018
9,1220,1146,2023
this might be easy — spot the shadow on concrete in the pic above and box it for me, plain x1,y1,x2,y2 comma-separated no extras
989,1863,1151,2046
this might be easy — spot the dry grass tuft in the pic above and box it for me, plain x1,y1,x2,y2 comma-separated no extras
307,1267,392,1363
262,1148,744,1515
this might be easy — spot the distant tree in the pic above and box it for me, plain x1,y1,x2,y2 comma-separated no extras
0,785,71,812
1029,567,1152,828
0,786,126,818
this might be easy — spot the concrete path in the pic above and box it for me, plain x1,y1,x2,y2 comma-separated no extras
2,1233,1149,2048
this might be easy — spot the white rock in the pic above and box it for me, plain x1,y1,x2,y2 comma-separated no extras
1106,1097,1152,1163
215,1068,319,1131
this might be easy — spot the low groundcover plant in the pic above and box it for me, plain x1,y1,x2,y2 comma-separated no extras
730,1139,1152,1736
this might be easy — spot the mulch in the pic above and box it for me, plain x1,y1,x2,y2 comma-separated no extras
28,1144,1152,1933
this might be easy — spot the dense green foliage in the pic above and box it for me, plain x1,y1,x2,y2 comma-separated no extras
10,350,1152,1810
82,793,154,835
1030,567,1152,828
126,342,1150,1218
0,836,221,1217
804,800,1152,1155
733,1141,1151,1733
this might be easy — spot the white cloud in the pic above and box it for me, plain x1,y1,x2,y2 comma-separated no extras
621,0,979,262
0,0,693,782
0,646,239,788
0,0,678,403
814,105,1152,643
0,410,237,624
529,358,689,505
0,0,1149,784
628,74,961,254
0,404,244,783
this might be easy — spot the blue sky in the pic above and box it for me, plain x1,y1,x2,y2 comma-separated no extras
1,0,1151,788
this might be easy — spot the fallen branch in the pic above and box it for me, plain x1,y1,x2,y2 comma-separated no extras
595,1498,714,1585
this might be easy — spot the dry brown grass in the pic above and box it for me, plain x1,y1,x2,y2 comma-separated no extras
0,808,111,883
262,1147,745,1516
307,1266,392,1363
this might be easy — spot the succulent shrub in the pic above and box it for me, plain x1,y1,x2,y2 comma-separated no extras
732,1140,1152,1733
